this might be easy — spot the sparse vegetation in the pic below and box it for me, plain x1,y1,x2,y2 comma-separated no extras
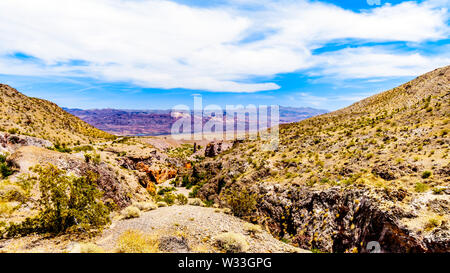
414,182,429,193
243,222,262,236
0,84,116,144
4,164,110,237
214,232,249,253
133,202,157,212
115,230,159,253
421,171,432,179
79,243,105,253
175,194,188,205
121,206,141,219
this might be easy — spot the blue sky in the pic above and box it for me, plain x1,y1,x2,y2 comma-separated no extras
0,0,448,111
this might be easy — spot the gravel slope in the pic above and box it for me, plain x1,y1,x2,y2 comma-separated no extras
97,205,308,253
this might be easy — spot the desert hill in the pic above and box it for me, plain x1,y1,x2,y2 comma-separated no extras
185,65,450,253
0,84,116,145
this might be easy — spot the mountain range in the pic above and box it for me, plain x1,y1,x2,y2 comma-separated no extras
64,107,328,136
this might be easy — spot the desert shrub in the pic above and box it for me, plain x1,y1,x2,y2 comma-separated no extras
223,188,258,218
432,187,445,195
0,183,26,203
0,202,16,216
5,164,110,236
121,206,141,219
157,201,168,207
84,153,101,164
175,194,188,205
53,143,72,153
424,218,441,231
189,185,200,198
311,248,325,253
203,199,214,207
415,182,429,193
421,171,432,179
115,230,159,253
7,128,18,134
0,161,13,178
72,145,94,153
243,222,262,236
79,243,105,253
157,186,175,196
162,192,176,205
181,175,190,187
214,232,249,253
188,198,204,206
133,202,157,212
14,174,37,198
184,166,203,189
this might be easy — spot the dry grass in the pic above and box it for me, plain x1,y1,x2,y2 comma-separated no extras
214,232,249,253
121,206,141,219
243,223,263,236
115,230,159,253
79,243,105,253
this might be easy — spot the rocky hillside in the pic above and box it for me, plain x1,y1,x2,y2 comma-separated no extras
0,84,116,145
185,66,450,253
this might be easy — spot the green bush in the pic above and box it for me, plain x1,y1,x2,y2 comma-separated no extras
163,192,176,205
421,171,432,179
157,186,175,196
54,145,72,153
5,164,110,237
175,194,188,205
223,188,258,218
156,191,176,206
7,128,18,134
415,182,429,193
189,185,200,198
72,145,94,153
84,153,101,164
0,163,13,178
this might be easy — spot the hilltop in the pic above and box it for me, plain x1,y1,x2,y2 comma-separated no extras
0,84,116,145
184,65,450,252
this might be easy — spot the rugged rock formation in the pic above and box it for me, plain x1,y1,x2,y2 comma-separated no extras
204,141,233,158
253,183,449,253
0,132,53,153
135,162,177,184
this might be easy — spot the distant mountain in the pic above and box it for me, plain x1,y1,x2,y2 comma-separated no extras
0,84,115,145
64,106,328,136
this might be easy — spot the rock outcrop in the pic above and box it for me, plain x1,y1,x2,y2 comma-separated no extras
252,183,450,253
7,146,144,208
0,132,53,153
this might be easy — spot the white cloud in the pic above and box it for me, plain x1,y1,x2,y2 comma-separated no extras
312,47,450,79
0,0,448,92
